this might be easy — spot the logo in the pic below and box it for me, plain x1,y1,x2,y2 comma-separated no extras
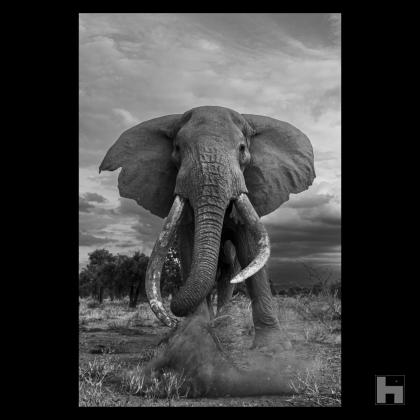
375,375,405,405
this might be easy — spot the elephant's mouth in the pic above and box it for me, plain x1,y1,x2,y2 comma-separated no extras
145,193,270,328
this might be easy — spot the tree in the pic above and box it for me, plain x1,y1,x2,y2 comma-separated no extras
79,248,176,307
128,252,149,308
97,257,117,300
79,266,95,297
113,254,131,299
84,249,115,303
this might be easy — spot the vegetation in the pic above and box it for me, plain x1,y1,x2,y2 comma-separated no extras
79,248,182,307
79,248,340,406
79,276,341,407
275,263,341,299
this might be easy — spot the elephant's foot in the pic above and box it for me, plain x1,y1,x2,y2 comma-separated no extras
252,325,293,353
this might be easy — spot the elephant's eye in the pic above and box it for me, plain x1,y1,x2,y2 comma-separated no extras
239,144,246,153
172,144,181,166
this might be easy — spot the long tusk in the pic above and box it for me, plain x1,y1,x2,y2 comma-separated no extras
145,195,185,328
230,194,270,284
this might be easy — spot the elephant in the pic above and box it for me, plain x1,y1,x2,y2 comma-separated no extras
100,105,315,352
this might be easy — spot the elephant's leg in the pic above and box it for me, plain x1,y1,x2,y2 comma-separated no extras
216,240,239,314
234,227,292,351
217,268,235,314
206,293,215,319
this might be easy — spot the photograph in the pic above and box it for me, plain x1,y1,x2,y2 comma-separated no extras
79,12,341,407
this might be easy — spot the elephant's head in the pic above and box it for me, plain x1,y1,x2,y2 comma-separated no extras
100,106,315,326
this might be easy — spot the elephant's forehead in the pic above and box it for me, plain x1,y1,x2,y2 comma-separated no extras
180,107,245,137
186,106,243,125
178,121,244,148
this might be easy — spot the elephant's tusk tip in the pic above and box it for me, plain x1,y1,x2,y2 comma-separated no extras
230,276,244,284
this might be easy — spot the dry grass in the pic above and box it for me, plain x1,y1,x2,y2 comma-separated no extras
79,349,191,406
288,372,341,406
122,366,190,401
277,285,341,344
277,283,341,406
79,297,160,328
79,351,126,407
287,360,341,406
79,289,341,406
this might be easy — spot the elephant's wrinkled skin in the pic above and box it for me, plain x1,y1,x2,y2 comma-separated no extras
100,105,315,350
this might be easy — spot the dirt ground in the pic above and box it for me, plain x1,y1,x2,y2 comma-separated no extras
79,294,341,407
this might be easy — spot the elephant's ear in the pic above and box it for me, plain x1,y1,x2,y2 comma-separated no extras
99,114,182,218
242,114,315,217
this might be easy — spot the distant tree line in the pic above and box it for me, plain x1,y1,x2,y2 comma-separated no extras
79,249,336,308
79,248,182,307
274,263,341,298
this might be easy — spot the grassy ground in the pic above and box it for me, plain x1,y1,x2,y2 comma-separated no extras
79,291,341,407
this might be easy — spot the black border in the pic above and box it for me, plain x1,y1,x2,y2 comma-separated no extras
23,8,411,409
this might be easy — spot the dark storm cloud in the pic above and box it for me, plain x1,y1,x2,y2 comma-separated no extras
79,211,115,232
117,198,164,236
267,221,340,258
297,204,341,226
79,192,108,213
116,198,164,243
266,204,341,288
131,218,165,255
79,196,94,213
79,230,115,246
131,220,161,239
314,212,341,226
264,188,340,268
268,260,341,289
117,241,139,248
82,192,107,203
79,194,164,267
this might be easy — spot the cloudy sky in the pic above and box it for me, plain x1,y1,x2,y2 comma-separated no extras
79,13,341,287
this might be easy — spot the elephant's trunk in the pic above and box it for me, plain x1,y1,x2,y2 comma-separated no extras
170,144,235,317
170,196,227,317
